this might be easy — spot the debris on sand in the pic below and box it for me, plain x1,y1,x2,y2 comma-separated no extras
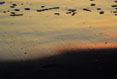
24,8,31,10
21,3,23,5
54,13,60,16
37,7,60,12
71,12,77,16
90,3,96,6
10,6,15,8
12,4,17,6
10,12,15,14
0,1,5,5
113,11,117,13
83,8,91,12
97,8,101,10
112,5,117,7
68,9,76,12
10,12,23,16
66,9,77,16
52,7,60,9
36,9,48,12
10,14,23,16
3,11,6,13
66,11,72,14
105,42,108,44
24,52,27,54
41,6,45,8
99,11,104,14
14,9,20,11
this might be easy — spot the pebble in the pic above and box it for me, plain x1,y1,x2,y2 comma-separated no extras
54,13,60,16
97,8,101,10
12,4,17,6
90,3,96,6
24,8,30,10
83,8,91,12
10,6,15,8
0,1,5,5
10,13,23,16
14,9,20,11
112,5,117,7
99,11,104,14
68,9,76,12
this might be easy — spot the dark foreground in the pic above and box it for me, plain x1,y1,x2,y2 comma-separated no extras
0,48,117,79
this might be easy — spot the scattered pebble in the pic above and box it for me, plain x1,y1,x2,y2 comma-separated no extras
0,1,5,5
54,13,60,16
66,11,72,14
99,11,104,14
0,1,116,16
68,9,76,12
112,5,117,7
72,12,77,16
3,11,6,13
41,6,45,8
83,8,91,12
105,42,108,44
113,11,117,13
10,13,23,16
24,8,31,10
90,3,96,6
97,8,101,10
24,52,27,54
12,4,17,6
10,6,15,8
14,9,20,11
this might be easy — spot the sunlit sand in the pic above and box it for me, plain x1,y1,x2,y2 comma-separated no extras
0,0,117,61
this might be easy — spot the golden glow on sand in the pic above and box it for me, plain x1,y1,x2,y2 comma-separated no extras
0,0,117,61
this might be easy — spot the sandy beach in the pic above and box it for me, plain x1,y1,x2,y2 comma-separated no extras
0,0,117,78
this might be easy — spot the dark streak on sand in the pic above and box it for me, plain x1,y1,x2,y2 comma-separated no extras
0,48,117,79
0,0,117,16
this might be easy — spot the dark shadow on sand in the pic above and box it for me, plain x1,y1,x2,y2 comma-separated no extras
0,48,117,79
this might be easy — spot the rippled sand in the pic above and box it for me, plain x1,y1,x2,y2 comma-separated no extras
0,0,117,61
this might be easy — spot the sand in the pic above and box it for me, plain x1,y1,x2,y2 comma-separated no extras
0,0,117,78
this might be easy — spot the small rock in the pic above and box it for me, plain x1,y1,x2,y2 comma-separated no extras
10,13,23,16
66,11,72,14
10,6,15,8
112,5,117,7
97,8,101,10
68,9,76,12
14,9,20,11
12,4,17,6
72,12,77,16
0,1,5,5
54,13,60,16
3,11,6,13
83,8,91,12
90,3,96,6
99,11,104,14
24,52,27,54
24,8,30,10
41,6,45,8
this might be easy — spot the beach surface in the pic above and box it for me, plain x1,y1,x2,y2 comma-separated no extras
0,0,117,60
0,0,117,79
